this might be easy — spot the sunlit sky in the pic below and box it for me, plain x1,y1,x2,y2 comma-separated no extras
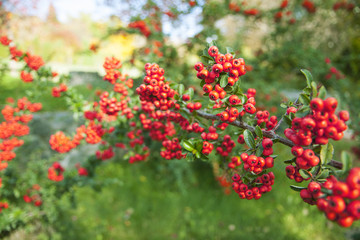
21,0,203,42
31,0,114,22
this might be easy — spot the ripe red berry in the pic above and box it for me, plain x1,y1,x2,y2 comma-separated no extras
208,46,219,57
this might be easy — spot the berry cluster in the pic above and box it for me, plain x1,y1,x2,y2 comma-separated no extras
52,83,68,97
129,147,150,164
216,135,235,157
285,165,308,183
284,97,348,146
23,184,42,207
241,153,274,174
48,162,65,182
128,20,151,37
333,1,355,11
301,168,360,227
0,202,9,213
231,172,275,200
136,63,176,111
292,146,319,170
302,0,316,13
256,111,278,130
160,138,186,160
96,147,114,160
75,163,88,176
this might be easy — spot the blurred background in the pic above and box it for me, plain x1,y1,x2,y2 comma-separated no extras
0,0,360,239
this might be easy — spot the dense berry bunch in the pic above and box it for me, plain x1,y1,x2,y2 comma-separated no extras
136,63,176,111
103,56,122,84
52,83,68,97
241,153,274,174
302,0,316,13
300,168,360,227
284,97,348,146
128,20,151,37
160,138,186,160
96,147,114,160
216,135,235,157
129,147,150,164
285,165,308,183
48,162,65,182
231,172,275,200
23,184,42,207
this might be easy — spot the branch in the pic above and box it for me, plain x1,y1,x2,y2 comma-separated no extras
186,109,343,169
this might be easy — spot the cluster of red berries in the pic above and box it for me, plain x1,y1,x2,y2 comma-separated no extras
128,20,151,37
333,1,355,11
292,146,320,170
99,91,123,116
241,88,257,115
324,59,345,80
241,152,274,174
301,168,360,227
195,46,246,98
0,202,9,213
216,175,232,195
136,63,176,112
256,111,278,130
48,162,65,182
216,135,235,157
96,147,114,160
129,147,150,164
23,184,42,207
186,101,202,113
274,1,295,24
285,165,308,183
228,156,242,169
20,70,33,83
185,122,205,133
103,57,122,84
302,0,316,13
284,97,348,146
0,98,41,172
75,163,88,176
231,172,275,200
52,83,68,97
160,138,186,160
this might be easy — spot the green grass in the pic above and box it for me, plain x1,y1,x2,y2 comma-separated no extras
51,144,358,240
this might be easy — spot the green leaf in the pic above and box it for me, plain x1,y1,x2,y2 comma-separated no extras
341,151,352,173
311,81,317,98
303,87,312,95
318,86,327,99
317,169,330,180
299,169,312,179
181,140,194,152
254,126,263,138
243,130,256,149
239,94,247,104
320,143,334,165
280,103,287,109
211,106,227,114
300,69,313,88
200,79,205,87
299,93,311,105
290,185,307,192
284,115,292,127
220,75,228,88
185,88,194,99
178,84,185,95
232,79,241,94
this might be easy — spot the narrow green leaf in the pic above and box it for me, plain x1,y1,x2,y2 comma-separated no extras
299,93,311,105
181,140,194,152
341,151,352,173
299,169,312,179
211,106,227,114
178,84,185,96
300,69,313,88
255,126,263,138
318,86,327,99
290,185,307,192
317,169,330,180
320,143,334,165
243,130,256,149
284,115,292,127
220,75,228,88
311,81,317,98
280,103,287,109
186,88,194,99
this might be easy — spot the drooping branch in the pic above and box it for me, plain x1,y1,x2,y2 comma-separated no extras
185,109,343,169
